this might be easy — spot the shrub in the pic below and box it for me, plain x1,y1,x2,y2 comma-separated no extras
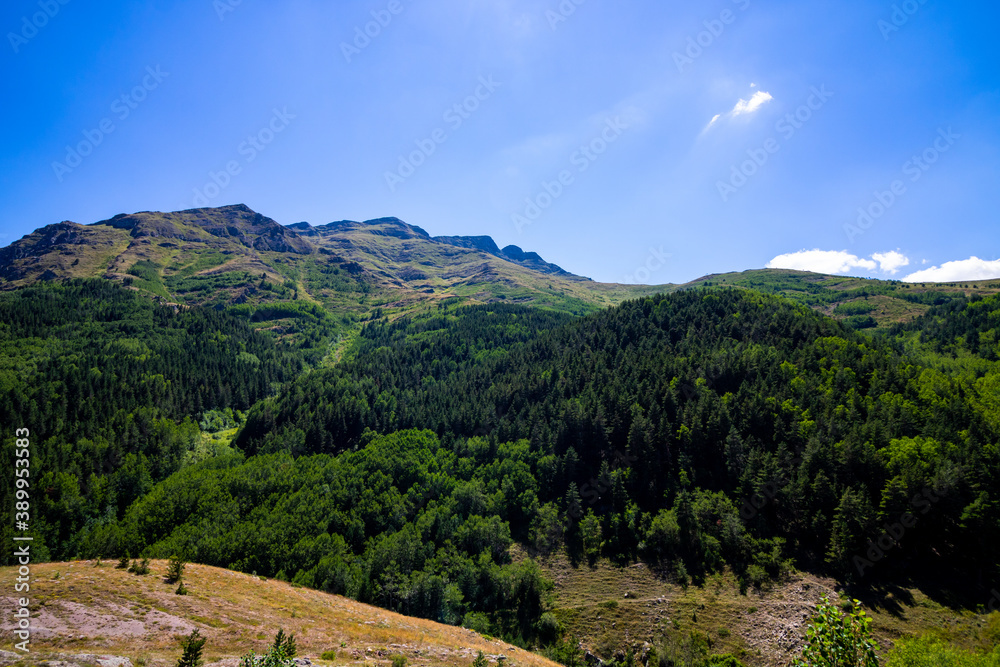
537,612,562,645
167,554,186,584
462,612,492,635
116,553,130,569
791,596,879,667
704,656,745,667
320,650,337,661
390,655,407,667
239,629,297,667
985,612,1000,646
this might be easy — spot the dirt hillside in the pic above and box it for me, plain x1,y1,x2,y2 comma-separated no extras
0,560,558,667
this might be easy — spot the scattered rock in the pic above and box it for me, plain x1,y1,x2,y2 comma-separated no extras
0,651,23,667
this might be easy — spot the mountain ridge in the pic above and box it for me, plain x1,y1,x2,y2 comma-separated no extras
0,205,664,325
4,205,999,331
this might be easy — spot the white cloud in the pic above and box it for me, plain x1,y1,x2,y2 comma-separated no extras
767,250,877,274
871,250,910,275
706,89,774,129
903,257,1000,283
731,90,774,117
766,249,916,276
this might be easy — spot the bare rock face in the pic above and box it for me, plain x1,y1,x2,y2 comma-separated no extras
0,222,88,279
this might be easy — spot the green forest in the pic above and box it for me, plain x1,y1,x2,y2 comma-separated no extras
3,279,1000,662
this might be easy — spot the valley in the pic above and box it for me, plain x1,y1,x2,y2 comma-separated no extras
2,206,999,667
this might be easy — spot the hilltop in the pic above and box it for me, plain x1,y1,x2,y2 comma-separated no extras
679,268,1000,329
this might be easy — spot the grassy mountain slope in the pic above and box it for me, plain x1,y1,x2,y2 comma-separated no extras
0,206,663,322
295,217,662,317
0,560,554,667
6,206,996,332
682,269,1000,329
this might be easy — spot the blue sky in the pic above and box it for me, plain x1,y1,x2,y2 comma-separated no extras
1,0,997,284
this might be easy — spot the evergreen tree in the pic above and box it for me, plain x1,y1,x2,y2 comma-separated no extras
177,629,207,667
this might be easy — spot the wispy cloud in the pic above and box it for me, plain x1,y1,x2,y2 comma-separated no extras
707,90,774,129
903,256,1000,283
767,249,913,275
732,90,774,117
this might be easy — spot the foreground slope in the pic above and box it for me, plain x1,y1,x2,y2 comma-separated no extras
0,560,555,667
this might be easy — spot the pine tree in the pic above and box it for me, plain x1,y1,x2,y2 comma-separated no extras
272,629,297,659
166,554,186,584
176,629,207,667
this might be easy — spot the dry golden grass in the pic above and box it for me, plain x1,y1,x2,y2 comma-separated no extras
0,561,559,667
